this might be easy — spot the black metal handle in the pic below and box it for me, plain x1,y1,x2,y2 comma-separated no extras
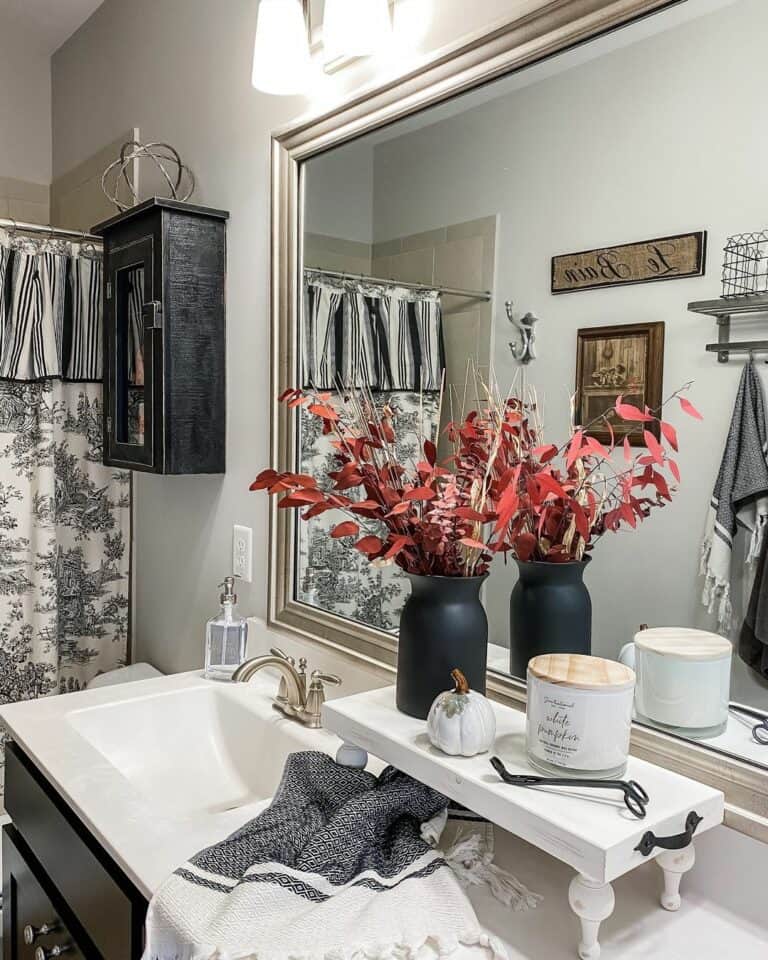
634,811,703,857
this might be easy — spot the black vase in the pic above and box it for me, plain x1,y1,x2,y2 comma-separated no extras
509,559,591,678
397,573,488,719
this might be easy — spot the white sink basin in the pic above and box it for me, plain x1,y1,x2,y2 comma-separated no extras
67,683,311,817
0,670,341,896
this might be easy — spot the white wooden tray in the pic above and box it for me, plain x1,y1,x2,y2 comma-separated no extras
323,686,725,959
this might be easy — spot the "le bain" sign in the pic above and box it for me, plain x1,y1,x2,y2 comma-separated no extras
551,232,707,294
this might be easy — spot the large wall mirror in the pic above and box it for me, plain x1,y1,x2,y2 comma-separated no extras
270,0,768,835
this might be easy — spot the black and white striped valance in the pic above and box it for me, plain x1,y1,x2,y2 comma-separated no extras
303,271,445,391
0,234,104,382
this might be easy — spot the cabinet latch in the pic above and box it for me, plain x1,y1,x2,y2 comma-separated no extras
106,281,112,300
142,301,163,329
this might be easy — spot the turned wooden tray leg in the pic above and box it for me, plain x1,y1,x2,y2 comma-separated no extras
336,741,368,768
656,842,695,911
569,873,615,960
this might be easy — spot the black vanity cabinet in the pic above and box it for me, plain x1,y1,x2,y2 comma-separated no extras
3,743,148,960
93,198,228,474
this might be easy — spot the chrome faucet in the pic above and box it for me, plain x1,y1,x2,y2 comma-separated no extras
233,647,341,728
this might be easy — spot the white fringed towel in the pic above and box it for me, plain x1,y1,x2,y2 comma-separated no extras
143,752,511,960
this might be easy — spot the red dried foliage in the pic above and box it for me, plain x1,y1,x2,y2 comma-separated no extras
251,385,701,576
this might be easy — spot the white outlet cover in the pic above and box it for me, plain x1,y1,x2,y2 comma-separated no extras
232,524,253,583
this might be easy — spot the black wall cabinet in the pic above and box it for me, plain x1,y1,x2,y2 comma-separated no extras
94,198,228,474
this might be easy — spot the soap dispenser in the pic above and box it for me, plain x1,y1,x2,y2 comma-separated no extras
204,576,248,681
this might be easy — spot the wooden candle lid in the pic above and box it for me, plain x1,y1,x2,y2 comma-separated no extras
528,653,635,689
634,627,731,660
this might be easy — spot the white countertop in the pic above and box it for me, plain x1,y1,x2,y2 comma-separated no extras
1,671,765,959
470,823,768,959
0,670,339,899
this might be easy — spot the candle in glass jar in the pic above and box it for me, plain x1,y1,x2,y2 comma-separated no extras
526,654,636,779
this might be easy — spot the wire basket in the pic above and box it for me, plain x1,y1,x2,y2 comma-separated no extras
721,231,768,298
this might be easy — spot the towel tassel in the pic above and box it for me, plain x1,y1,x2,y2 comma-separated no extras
443,831,542,912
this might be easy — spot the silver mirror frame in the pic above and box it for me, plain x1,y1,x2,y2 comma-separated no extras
268,0,768,842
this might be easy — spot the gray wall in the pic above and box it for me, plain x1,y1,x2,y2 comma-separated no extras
0,27,51,185
370,0,768,704
52,0,298,673
0,24,51,218
304,140,375,243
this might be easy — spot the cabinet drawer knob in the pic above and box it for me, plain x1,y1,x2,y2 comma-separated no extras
34,943,72,960
23,922,61,945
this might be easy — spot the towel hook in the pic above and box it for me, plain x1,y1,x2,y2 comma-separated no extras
506,300,539,364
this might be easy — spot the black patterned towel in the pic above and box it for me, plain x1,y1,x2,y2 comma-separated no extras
701,360,768,629
144,751,507,960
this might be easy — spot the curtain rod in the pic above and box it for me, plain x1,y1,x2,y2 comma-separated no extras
0,217,101,244
305,267,492,302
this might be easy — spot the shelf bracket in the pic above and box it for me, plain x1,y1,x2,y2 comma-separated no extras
716,315,730,363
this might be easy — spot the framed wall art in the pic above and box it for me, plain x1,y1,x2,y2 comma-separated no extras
552,233,706,294
575,322,665,446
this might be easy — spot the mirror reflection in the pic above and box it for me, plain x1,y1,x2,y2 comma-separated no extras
115,264,146,447
296,0,768,768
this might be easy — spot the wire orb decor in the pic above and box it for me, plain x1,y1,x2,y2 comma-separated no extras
101,141,196,212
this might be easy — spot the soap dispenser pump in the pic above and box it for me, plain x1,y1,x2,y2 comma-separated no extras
204,576,248,681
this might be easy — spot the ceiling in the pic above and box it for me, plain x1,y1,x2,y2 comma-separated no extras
0,0,104,54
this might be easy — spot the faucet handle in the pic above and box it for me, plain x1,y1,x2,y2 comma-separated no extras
270,646,293,662
303,671,342,729
310,670,341,687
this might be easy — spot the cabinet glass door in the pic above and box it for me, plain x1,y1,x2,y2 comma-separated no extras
106,236,159,470
115,264,146,447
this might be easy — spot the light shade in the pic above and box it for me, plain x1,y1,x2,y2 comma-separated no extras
252,0,312,96
322,0,392,61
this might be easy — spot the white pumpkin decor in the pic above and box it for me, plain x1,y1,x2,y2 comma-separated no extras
427,669,496,757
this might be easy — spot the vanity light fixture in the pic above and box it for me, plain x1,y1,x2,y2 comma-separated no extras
251,0,396,95
322,0,393,62
252,0,312,96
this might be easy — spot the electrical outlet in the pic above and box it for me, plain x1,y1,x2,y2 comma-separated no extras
232,524,253,583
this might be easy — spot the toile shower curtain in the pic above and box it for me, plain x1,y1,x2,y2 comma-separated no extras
0,229,130,806
298,272,444,631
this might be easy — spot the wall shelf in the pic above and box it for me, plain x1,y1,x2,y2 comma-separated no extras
689,294,768,362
